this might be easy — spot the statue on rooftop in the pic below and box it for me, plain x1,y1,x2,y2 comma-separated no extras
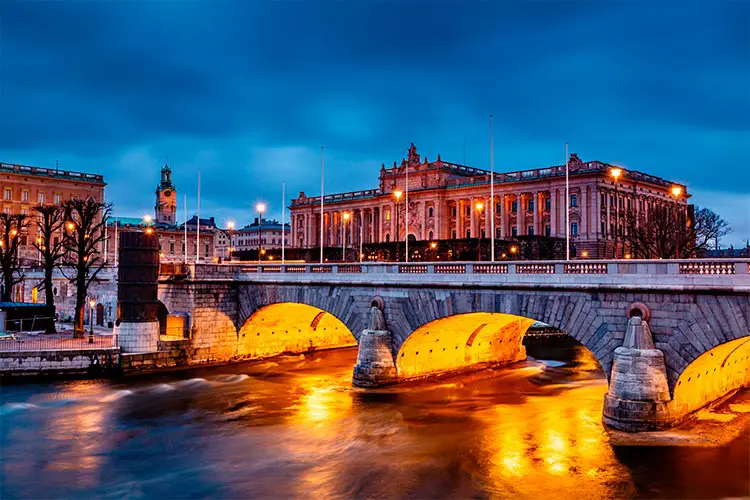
407,142,420,166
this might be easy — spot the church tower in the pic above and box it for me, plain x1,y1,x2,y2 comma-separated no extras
155,162,177,224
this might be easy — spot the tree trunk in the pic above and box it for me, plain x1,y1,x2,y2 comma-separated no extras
2,272,13,302
44,264,57,334
73,272,87,338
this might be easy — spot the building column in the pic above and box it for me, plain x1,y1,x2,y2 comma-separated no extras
550,190,557,237
516,192,524,236
532,191,540,236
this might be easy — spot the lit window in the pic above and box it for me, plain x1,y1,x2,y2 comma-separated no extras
385,209,391,221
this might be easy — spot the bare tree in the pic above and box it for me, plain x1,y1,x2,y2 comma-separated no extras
32,205,66,333
62,198,111,337
0,213,30,301
623,205,731,259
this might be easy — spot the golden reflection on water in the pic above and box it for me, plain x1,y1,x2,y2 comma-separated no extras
483,380,634,498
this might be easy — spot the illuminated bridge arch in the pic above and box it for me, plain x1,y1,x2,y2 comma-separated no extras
237,302,357,358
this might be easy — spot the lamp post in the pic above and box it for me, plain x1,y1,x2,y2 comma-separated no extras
671,186,682,259
393,190,403,262
474,201,484,261
36,236,43,265
227,221,235,261
88,297,96,344
610,167,622,259
430,241,437,261
256,203,266,263
342,211,350,262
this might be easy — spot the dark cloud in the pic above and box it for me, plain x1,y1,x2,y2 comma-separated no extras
0,1,747,242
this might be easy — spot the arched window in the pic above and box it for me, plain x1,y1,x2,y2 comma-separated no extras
386,233,391,242
428,231,434,240
428,207,434,217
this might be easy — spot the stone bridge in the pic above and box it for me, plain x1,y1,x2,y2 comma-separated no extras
157,259,750,431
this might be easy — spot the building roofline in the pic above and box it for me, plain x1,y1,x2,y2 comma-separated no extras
0,162,106,185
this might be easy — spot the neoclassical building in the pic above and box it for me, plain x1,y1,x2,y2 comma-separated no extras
289,144,689,258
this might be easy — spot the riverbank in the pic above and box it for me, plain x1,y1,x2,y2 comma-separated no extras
608,388,750,447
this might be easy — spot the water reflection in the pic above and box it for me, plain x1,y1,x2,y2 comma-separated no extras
0,341,748,499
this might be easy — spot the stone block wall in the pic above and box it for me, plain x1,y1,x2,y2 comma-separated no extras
0,348,119,377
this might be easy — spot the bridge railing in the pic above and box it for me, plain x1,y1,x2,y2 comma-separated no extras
173,259,750,288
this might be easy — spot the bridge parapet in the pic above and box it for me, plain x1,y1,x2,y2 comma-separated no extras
169,259,750,292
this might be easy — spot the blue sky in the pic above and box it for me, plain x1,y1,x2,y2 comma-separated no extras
1,1,748,245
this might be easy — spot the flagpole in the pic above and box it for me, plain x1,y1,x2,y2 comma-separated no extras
114,213,118,267
565,143,570,261
281,181,286,264
196,169,201,264
490,114,495,262
184,194,188,264
405,160,409,263
320,145,325,264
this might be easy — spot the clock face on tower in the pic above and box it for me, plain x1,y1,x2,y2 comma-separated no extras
164,190,172,198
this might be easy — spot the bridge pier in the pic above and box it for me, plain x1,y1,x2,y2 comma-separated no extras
603,315,673,431
352,304,398,387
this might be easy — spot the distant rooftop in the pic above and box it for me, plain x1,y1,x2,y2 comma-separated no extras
238,218,290,231
0,162,105,185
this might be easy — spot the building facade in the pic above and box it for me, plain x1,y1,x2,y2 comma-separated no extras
232,218,290,253
105,163,215,263
0,161,106,265
289,144,689,259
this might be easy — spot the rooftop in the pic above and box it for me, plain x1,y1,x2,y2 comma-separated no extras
0,162,105,185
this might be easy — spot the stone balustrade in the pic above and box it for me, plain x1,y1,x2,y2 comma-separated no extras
165,259,750,292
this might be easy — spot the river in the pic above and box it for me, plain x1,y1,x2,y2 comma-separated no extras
1,341,748,499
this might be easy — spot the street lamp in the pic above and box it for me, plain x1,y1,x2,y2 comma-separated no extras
610,167,622,259
227,221,235,260
474,201,484,261
36,236,43,265
671,186,683,259
256,203,266,263
430,241,437,261
88,297,96,343
509,245,518,259
342,211,350,262
393,190,403,262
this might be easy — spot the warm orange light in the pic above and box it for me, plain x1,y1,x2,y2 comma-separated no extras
227,221,235,230
393,190,403,201
624,253,632,259
501,253,507,258
581,250,589,258
212,256,219,263
145,227,154,235
268,256,274,260
475,201,484,211
260,249,266,255
66,222,75,231
430,242,437,249
510,245,518,254
610,167,622,180
89,298,96,308
159,252,165,258
0,240,5,248
671,186,682,198
143,215,153,224
343,212,350,222
9,229,17,237
36,236,43,244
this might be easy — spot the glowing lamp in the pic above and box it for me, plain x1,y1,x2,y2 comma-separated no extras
66,222,75,231
581,250,589,258
145,227,154,235
343,212,351,222
625,253,632,259
671,186,682,198
9,229,17,237
256,203,266,213
510,245,518,254
430,242,437,249
610,167,622,180
227,221,235,230
393,190,403,201
89,298,96,309
143,215,153,224
475,202,484,211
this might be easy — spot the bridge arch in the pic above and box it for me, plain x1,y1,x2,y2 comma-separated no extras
672,337,750,414
237,303,357,358
396,312,536,379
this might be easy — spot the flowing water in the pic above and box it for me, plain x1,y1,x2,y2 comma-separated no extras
1,341,748,499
